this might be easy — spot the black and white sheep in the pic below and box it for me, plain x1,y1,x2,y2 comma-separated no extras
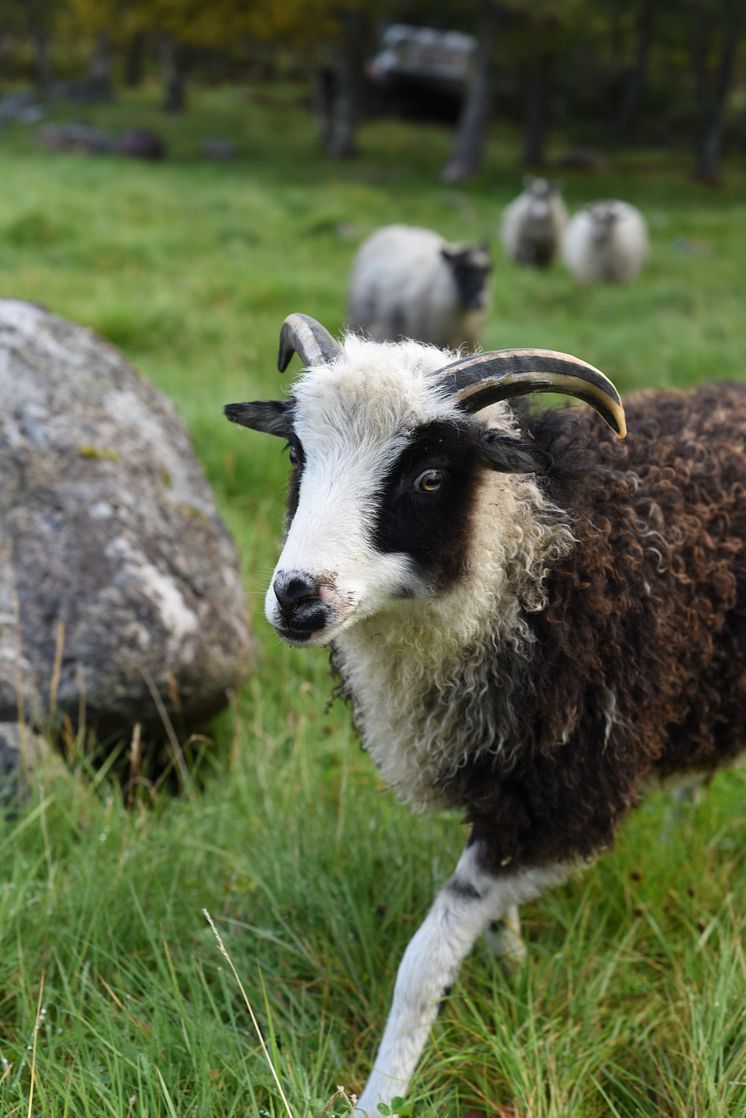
562,199,649,283
226,314,745,1115
346,224,492,350
500,177,568,268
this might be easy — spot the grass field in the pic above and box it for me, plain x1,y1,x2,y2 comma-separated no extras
0,85,744,1117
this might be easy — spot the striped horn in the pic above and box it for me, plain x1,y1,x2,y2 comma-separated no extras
434,348,626,437
278,313,343,372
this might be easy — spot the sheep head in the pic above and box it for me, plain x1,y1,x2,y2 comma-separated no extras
587,201,623,244
440,241,492,312
226,314,625,647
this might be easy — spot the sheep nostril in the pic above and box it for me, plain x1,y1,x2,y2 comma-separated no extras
273,572,321,612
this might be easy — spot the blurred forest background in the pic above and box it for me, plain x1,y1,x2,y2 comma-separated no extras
2,0,745,182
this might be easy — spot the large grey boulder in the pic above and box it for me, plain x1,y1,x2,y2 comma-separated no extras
0,299,252,742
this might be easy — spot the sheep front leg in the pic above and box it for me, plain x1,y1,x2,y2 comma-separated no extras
355,845,568,1116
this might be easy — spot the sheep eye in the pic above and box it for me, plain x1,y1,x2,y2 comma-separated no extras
285,439,303,467
414,469,445,493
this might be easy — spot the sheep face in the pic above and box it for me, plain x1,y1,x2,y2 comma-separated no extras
588,202,620,245
440,243,492,311
523,178,558,223
228,322,624,653
262,338,525,648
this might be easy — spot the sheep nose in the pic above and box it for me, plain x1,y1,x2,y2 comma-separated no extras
274,572,320,607
273,572,328,634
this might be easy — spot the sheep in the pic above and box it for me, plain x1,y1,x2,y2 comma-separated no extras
499,177,568,268
225,313,746,1116
562,199,649,283
346,224,492,350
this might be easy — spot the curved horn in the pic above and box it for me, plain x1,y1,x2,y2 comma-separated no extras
278,313,343,372
434,348,626,437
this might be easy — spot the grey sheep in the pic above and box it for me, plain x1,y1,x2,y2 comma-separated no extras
500,177,568,268
346,224,492,350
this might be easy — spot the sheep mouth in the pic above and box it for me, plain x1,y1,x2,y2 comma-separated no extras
274,626,315,646
271,613,356,648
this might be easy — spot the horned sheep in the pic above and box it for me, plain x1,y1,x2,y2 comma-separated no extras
346,223,492,351
562,199,649,283
500,177,568,268
226,314,745,1116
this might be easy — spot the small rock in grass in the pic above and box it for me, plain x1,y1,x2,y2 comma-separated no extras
117,128,167,161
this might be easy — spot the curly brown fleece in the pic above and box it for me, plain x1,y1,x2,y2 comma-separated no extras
439,382,746,876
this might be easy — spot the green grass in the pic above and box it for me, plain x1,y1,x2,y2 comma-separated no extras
0,84,744,1116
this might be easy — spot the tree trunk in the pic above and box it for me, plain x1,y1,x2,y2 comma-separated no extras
692,6,713,109
521,48,552,168
32,29,52,93
87,29,113,100
124,31,146,88
160,35,187,114
615,0,655,141
88,30,111,83
693,0,745,183
441,0,501,185
314,8,366,159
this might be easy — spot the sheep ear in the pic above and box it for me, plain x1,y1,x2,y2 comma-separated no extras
477,430,553,474
224,401,291,438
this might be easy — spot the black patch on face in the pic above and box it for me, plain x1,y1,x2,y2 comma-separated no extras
371,420,483,591
441,248,491,310
284,430,305,525
275,400,304,526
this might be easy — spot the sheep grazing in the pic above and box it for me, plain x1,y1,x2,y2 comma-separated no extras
500,177,567,268
562,199,648,283
346,224,492,351
226,313,745,1116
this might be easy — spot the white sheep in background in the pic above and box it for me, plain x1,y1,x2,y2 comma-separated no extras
562,200,649,283
500,177,568,268
346,224,492,351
